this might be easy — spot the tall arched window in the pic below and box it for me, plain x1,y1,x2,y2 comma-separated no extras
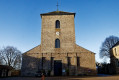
55,39,60,48
55,20,60,28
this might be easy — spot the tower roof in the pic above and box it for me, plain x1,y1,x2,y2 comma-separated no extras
40,11,75,18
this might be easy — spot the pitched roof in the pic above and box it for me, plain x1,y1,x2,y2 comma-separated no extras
40,11,75,17
111,41,119,49
23,45,41,54
0,65,13,70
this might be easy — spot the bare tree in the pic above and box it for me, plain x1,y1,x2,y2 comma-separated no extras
0,58,3,65
0,46,22,69
100,36,119,60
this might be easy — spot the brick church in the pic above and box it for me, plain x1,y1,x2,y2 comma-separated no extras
21,10,97,76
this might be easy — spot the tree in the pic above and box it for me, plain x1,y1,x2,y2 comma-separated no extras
0,46,22,69
100,36,119,60
0,58,3,65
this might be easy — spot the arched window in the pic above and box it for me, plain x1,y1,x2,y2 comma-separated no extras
55,39,60,48
55,20,60,28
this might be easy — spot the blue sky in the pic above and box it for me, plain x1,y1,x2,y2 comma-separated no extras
0,0,119,63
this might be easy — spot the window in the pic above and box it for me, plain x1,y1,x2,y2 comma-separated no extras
55,39,60,48
41,57,45,69
115,48,117,55
67,57,71,67
51,57,54,70
116,59,119,67
77,57,80,67
55,20,60,28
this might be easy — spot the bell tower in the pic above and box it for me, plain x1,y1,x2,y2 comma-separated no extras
40,11,76,53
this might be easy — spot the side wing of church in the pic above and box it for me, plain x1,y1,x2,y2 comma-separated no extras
21,11,97,76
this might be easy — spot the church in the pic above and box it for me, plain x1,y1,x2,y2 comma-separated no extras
21,10,97,76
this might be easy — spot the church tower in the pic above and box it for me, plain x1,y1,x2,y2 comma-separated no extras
21,10,97,76
40,11,76,53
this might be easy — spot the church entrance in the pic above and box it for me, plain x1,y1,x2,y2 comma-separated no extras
54,60,62,76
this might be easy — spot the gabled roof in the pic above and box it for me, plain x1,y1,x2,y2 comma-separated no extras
111,41,119,49
75,44,95,54
40,11,75,17
0,65,13,70
22,45,41,54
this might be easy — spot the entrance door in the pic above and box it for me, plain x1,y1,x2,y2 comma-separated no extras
54,60,62,76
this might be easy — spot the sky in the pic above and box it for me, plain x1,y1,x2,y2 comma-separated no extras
0,0,119,63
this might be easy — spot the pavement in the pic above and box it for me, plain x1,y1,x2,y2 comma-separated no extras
1,75,119,80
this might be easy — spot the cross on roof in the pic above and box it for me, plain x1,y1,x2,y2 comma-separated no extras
56,1,59,11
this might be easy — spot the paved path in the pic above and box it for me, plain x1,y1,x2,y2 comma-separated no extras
1,75,119,80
